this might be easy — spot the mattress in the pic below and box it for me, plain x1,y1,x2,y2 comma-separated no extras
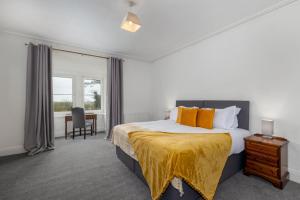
112,119,251,196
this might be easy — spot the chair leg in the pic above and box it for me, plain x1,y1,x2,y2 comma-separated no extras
73,128,75,139
84,127,86,139
80,128,82,136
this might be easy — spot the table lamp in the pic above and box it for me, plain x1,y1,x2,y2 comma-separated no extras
164,110,171,120
262,119,274,138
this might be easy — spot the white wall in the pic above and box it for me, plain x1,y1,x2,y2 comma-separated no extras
0,32,27,156
123,59,153,123
0,32,153,156
152,1,300,183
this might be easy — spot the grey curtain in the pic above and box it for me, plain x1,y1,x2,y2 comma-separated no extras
24,43,54,155
106,57,124,140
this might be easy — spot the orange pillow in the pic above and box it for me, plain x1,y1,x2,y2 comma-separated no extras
176,106,198,123
176,107,183,123
177,107,198,127
196,108,215,129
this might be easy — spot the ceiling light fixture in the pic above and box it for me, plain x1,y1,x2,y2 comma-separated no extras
121,1,141,32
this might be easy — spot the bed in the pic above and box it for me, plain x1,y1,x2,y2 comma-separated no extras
113,100,250,200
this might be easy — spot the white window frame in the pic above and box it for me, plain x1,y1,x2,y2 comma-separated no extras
53,74,75,117
82,76,105,114
53,73,105,117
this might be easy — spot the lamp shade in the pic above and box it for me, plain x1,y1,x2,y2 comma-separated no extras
262,119,274,136
121,12,141,32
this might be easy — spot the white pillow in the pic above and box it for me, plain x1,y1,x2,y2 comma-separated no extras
232,107,241,129
170,107,178,121
213,106,241,129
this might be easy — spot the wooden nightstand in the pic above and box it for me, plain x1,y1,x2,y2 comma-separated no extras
244,134,289,189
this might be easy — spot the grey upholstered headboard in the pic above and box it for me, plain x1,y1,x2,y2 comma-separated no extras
176,100,250,130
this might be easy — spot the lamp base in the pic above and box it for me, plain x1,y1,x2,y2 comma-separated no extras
262,135,273,139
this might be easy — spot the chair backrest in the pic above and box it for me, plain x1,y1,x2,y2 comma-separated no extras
72,107,85,128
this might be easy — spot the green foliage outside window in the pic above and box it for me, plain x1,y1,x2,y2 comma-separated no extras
54,101,73,112
84,91,101,110
84,79,101,110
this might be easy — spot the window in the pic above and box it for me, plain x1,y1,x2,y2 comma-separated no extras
53,77,73,112
84,79,101,110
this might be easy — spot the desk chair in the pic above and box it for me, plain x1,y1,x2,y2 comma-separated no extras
71,107,93,139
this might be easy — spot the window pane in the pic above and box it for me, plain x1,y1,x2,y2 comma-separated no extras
53,77,72,95
84,79,101,110
53,77,73,112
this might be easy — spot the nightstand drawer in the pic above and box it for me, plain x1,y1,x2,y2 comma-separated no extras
246,150,279,167
246,141,278,157
246,160,279,178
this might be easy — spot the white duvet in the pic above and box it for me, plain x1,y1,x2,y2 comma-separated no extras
132,120,250,155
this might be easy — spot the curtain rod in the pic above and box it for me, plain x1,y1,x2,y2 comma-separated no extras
25,43,110,60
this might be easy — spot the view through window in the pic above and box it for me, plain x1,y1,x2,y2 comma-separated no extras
53,77,73,112
84,79,101,110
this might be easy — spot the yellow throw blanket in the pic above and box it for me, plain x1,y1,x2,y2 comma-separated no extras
128,131,232,200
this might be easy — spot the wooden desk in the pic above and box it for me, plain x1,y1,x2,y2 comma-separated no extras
64,113,97,139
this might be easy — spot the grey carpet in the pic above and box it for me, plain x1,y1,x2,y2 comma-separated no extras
0,134,299,200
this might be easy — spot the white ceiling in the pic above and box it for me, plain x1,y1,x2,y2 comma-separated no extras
0,0,290,61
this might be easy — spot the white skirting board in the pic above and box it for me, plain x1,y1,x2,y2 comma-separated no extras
0,145,26,157
289,168,300,184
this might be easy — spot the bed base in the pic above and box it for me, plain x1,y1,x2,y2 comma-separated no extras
116,146,245,200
